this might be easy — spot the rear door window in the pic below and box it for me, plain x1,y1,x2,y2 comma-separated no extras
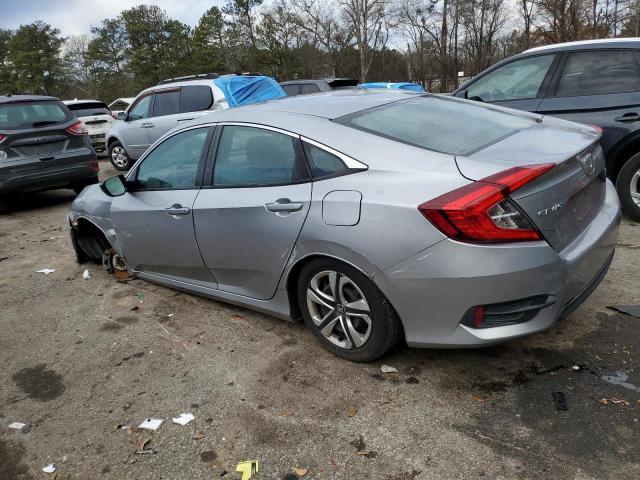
213,125,309,186
153,90,180,117
0,101,70,130
556,50,640,97
336,96,533,156
282,84,300,96
300,84,321,94
466,55,556,102
179,85,213,113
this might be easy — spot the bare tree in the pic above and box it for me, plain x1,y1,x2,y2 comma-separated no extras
460,0,507,74
338,0,392,82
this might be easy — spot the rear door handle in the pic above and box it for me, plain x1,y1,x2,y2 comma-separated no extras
164,204,190,216
265,200,304,213
615,113,640,122
177,117,196,122
141,122,155,128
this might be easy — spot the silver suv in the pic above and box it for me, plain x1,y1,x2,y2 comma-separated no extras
106,73,285,170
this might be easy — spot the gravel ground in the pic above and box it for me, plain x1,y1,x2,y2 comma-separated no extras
1,160,639,479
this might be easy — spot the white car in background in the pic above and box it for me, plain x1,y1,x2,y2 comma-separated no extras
108,97,136,120
64,100,115,154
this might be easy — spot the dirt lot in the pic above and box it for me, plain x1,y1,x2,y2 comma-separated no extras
1,160,639,479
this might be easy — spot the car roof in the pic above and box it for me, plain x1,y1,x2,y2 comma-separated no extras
524,37,640,54
201,88,421,120
0,95,60,104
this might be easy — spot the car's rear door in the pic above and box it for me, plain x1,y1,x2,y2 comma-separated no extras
456,53,560,112
192,123,312,300
147,89,180,145
536,48,640,155
110,125,215,284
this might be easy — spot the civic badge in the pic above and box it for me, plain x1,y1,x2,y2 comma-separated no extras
580,153,595,176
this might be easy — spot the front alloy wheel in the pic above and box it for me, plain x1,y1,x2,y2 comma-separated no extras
109,142,132,171
297,258,402,362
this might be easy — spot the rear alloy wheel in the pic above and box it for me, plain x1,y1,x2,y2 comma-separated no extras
297,258,402,362
616,152,640,222
109,141,132,171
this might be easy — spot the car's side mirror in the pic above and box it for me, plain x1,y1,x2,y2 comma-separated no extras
117,112,126,121
101,175,128,197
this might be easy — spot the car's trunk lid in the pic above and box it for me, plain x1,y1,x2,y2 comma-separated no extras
456,119,605,251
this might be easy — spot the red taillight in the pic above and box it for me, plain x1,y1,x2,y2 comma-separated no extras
418,163,554,243
588,124,604,134
111,112,118,120
89,160,99,172
67,121,88,135
0,134,5,143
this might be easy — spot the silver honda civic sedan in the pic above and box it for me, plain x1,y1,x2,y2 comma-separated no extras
68,90,621,361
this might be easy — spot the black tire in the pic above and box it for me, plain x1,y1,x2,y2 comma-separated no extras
72,176,99,195
108,140,133,171
297,258,403,362
616,152,640,222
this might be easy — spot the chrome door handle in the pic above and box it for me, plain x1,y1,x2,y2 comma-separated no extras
177,117,196,122
265,200,304,213
141,122,155,128
164,204,190,216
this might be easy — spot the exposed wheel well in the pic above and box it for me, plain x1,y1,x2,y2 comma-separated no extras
73,219,111,263
107,137,119,149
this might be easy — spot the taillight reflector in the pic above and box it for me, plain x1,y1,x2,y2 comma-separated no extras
419,164,554,243
67,121,88,135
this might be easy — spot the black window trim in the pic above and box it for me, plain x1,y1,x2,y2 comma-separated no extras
125,124,215,192
546,48,640,99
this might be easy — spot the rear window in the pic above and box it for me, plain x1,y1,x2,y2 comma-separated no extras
180,85,213,113
336,96,533,156
67,102,110,118
0,100,71,130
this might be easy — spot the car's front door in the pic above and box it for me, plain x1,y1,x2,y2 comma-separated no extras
120,94,153,159
111,125,216,284
537,49,640,155
456,54,558,112
193,124,312,300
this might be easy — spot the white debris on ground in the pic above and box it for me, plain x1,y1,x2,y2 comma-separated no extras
35,268,55,274
82,269,91,279
42,464,56,473
172,413,195,426
8,422,26,430
138,418,163,431
381,364,398,373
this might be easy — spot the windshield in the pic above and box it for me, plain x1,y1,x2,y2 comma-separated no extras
67,102,111,118
0,100,71,130
335,96,534,156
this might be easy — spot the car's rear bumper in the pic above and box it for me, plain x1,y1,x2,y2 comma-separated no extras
374,180,621,348
0,155,99,194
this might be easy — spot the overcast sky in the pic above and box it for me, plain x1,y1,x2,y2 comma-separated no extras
0,1,226,36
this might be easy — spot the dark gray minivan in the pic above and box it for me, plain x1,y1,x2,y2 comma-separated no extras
452,38,640,221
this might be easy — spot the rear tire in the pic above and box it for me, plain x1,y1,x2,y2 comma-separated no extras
616,152,640,222
296,258,403,362
72,176,99,195
108,141,132,171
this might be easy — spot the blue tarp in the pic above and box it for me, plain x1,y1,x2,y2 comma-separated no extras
360,82,425,93
213,75,286,108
